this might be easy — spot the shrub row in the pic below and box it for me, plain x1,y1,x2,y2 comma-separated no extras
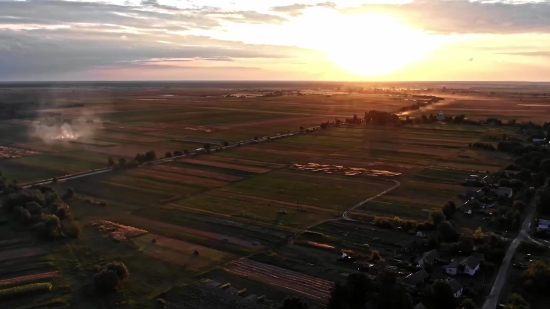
0,283,52,300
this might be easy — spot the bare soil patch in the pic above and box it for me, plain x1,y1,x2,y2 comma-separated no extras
178,158,271,174
222,258,332,303
92,220,147,243
0,271,59,286
151,165,243,182
131,168,229,188
0,247,48,262
293,162,401,177
117,215,260,249
0,146,39,159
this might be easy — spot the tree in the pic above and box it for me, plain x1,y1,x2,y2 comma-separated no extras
442,202,455,219
204,143,211,152
65,187,75,199
145,150,156,162
41,214,63,239
460,298,477,309
94,261,130,292
183,149,189,155
426,280,456,309
281,296,309,309
473,227,484,240
521,260,550,294
165,152,172,158
503,293,530,309
438,221,458,242
108,157,115,167
430,210,446,226
327,282,350,309
118,158,126,167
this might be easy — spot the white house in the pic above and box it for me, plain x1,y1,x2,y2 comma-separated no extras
437,112,445,121
447,278,463,298
443,256,481,276
496,187,513,199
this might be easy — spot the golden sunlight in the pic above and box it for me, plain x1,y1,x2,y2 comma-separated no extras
301,12,443,76
326,15,440,76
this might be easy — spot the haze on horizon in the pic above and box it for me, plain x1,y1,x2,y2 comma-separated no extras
1,0,550,82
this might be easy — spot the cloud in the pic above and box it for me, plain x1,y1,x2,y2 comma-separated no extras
339,0,550,34
271,2,336,17
497,51,550,58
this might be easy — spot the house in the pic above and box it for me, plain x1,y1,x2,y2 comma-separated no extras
402,269,430,288
437,112,445,121
443,255,481,276
414,303,428,309
537,219,550,231
417,249,440,268
369,261,386,276
496,187,513,199
446,278,464,298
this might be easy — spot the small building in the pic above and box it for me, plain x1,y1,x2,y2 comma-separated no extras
443,255,481,276
496,187,513,199
447,278,463,298
537,219,550,231
417,249,440,268
402,269,430,288
414,303,428,309
437,112,445,121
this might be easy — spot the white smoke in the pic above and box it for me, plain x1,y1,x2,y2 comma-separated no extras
31,114,102,142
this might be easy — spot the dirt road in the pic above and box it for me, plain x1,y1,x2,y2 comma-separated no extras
481,201,536,309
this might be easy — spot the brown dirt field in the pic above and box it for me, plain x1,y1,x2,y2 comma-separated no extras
214,116,328,130
116,215,259,249
222,258,332,303
10,143,64,153
130,168,229,188
209,191,335,216
0,271,59,286
203,155,287,169
0,247,48,262
96,131,164,143
178,157,271,174
150,165,243,182
133,234,236,271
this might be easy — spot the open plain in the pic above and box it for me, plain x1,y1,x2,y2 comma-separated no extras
0,81,548,308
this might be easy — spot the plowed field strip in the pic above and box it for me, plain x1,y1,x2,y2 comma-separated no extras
223,259,331,303
150,165,242,182
131,168,228,188
0,271,58,286
177,158,270,173
0,248,47,262
200,156,286,169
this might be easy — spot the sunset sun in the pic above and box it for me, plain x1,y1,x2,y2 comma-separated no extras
319,14,441,76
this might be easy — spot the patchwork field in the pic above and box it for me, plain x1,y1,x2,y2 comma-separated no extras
0,82,542,308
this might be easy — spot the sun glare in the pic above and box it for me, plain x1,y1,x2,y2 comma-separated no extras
319,14,440,76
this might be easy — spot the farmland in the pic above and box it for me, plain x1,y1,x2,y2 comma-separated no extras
0,81,546,308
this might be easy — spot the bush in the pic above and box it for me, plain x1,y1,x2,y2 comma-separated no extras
65,187,75,199
62,219,81,238
94,269,120,292
0,283,52,300
106,261,130,281
25,201,43,215
40,214,63,239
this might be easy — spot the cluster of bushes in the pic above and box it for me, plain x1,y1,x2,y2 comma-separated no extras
351,213,430,231
1,186,80,239
328,272,413,309
93,262,130,292
486,118,503,125
470,142,496,151
518,240,548,254
364,110,400,125
345,114,362,124
0,282,52,300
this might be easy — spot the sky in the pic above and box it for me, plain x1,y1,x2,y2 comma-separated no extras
1,0,550,81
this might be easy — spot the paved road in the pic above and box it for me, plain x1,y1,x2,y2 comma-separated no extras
481,201,537,309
